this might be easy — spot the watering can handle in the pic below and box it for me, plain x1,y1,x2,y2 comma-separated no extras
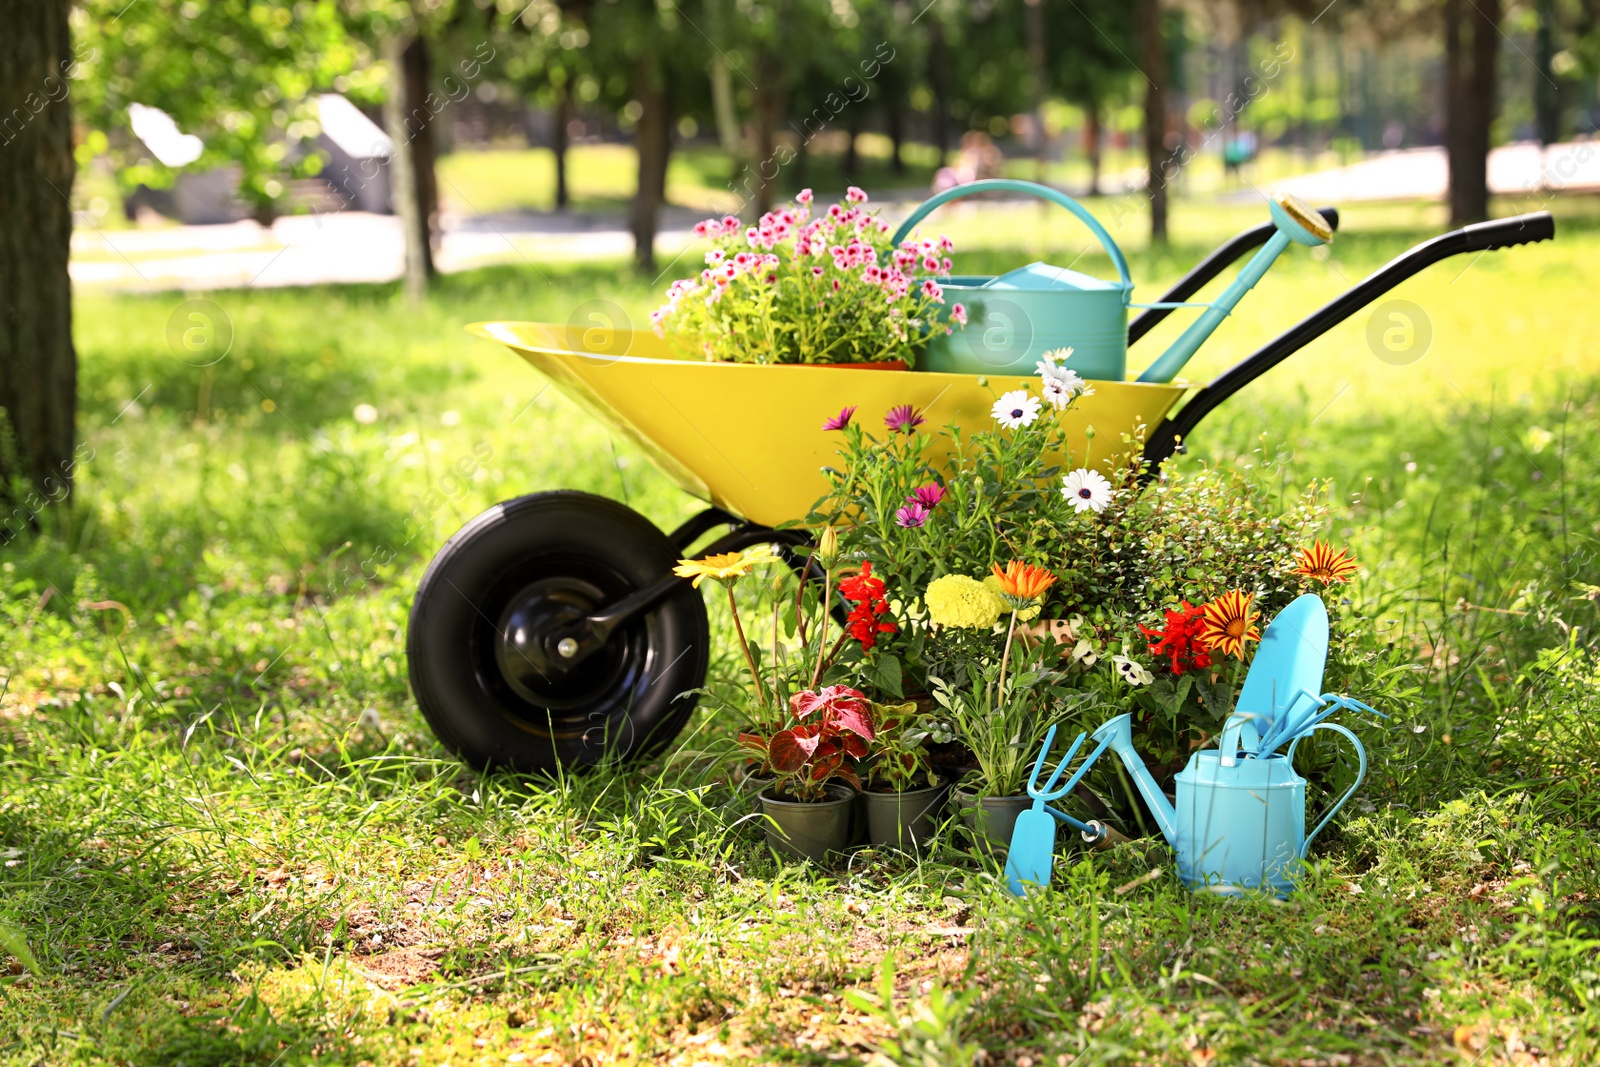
1288,722,1367,856
889,179,1134,293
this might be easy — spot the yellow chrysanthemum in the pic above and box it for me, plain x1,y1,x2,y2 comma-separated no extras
672,543,777,588
925,574,1005,629
982,575,1040,622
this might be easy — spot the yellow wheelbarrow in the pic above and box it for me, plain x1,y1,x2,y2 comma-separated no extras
406,209,1552,773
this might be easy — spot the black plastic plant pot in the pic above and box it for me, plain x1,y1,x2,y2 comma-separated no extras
406,491,709,774
759,783,857,864
954,791,1032,858
862,779,950,852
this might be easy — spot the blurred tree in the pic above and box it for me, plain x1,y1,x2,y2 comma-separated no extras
1444,0,1500,222
0,0,76,512
1046,0,1138,195
74,0,379,218
1138,0,1169,244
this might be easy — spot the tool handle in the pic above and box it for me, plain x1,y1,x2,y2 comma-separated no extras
1459,212,1556,251
1290,722,1367,856
889,179,1134,292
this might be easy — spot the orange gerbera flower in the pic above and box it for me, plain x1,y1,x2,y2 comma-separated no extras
1293,541,1360,586
1198,590,1262,658
989,561,1058,606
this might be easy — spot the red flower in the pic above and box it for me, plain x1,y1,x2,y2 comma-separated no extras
839,561,896,653
1138,601,1214,676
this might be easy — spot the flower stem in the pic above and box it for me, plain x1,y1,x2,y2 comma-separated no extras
809,567,833,690
725,582,768,711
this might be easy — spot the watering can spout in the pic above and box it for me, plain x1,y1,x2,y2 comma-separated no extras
1090,714,1180,849
1137,193,1334,384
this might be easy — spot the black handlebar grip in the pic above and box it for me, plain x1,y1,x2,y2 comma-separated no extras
1460,212,1555,251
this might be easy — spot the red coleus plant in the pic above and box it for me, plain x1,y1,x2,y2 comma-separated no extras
739,685,875,801
838,561,896,653
1138,600,1214,676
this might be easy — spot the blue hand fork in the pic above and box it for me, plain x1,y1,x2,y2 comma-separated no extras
1004,724,1114,896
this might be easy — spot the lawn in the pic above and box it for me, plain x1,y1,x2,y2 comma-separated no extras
2,193,1598,1065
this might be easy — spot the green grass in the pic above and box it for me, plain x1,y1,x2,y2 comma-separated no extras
4,194,1599,1065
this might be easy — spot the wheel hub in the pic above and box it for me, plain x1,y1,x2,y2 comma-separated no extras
493,577,625,707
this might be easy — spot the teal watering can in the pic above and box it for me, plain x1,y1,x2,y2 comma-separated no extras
1006,594,1383,897
890,179,1334,382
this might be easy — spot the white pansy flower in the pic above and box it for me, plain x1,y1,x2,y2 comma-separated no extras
1113,655,1154,686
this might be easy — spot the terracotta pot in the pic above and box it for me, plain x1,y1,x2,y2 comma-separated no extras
861,778,949,852
953,790,1032,858
759,783,856,864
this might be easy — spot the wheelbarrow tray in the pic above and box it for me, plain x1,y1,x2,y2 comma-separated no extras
469,321,1191,528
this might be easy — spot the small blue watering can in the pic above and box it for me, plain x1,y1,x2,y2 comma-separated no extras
890,179,1334,382
1006,594,1383,897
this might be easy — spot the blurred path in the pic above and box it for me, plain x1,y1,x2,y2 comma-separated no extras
69,210,702,291
1267,139,1599,204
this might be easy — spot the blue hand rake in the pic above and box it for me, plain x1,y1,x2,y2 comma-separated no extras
1004,724,1115,896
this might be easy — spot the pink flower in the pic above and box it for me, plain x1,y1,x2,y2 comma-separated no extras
883,405,925,434
828,204,843,219
923,255,941,272
941,257,953,273
895,502,930,528
922,279,944,303
796,188,813,205
845,186,868,204
811,265,825,276
821,405,856,431
693,220,713,238
733,252,756,270
951,303,968,326
721,215,741,234
907,483,946,508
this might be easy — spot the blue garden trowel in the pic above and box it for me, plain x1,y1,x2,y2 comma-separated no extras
1004,724,1113,896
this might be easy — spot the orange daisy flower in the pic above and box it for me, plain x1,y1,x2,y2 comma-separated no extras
1293,541,1360,586
1198,590,1262,658
990,561,1058,606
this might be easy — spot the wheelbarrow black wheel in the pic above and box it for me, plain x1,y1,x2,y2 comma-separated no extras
407,491,709,773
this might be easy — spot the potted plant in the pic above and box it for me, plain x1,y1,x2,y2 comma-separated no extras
859,700,949,852
930,561,1067,856
650,186,964,368
739,686,875,864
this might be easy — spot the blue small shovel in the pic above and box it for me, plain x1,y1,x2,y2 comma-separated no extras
1004,725,1114,896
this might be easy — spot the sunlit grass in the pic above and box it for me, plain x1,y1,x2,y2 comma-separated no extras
3,197,1598,1064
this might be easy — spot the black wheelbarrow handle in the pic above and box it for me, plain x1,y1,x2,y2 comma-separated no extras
1127,207,1341,345
1142,210,1556,472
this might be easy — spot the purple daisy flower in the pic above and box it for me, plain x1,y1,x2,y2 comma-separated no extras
906,483,946,509
821,405,857,431
883,404,925,434
895,502,930,528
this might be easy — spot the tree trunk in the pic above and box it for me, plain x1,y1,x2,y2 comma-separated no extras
843,108,862,181
1534,0,1558,147
1445,0,1500,224
887,93,905,176
752,73,780,215
384,34,433,304
1026,0,1047,181
0,0,76,517
1085,98,1103,196
928,19,952,163
631,54,673,273
553,77,571,210
1138,0,1169,246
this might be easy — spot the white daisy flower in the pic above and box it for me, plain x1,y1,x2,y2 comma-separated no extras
1113,654,1154,686
1061,467,1113,514
991,389,1041,429
1039,346,1074,366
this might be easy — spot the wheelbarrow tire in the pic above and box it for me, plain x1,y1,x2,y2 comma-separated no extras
407,491,709,774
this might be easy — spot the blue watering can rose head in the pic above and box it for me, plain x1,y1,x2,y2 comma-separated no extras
891,180,1331,384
